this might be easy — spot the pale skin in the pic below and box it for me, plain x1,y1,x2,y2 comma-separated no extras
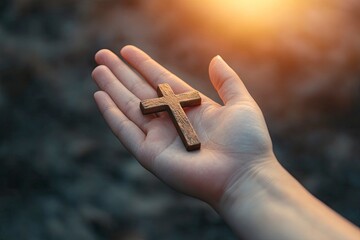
92,46,360,240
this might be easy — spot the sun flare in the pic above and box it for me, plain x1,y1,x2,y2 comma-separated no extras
181,0,304,37
208,0,295,19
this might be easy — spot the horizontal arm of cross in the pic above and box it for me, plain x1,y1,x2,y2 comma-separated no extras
140,97,167,114
140,83,202,151
176,91,201,108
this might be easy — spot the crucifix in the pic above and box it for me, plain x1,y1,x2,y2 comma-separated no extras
140,83,201,151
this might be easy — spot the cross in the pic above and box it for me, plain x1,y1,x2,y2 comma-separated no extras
140,83,201,151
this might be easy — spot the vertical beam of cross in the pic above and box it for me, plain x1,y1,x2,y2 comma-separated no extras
140,83,201,151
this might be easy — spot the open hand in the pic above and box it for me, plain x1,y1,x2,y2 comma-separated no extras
92,46,274,206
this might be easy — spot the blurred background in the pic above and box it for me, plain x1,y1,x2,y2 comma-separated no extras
0,0,359,239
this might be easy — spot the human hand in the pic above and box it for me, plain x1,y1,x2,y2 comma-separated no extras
92,46,275,207
92,46,360,240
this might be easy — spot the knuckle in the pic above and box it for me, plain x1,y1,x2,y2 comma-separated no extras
129,81,143,95
114,119,129,137
216,74,234,93
102,79,116,92
123,96,139,112
101,103,117,115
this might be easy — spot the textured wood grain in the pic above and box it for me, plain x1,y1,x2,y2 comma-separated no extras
140,83,201,151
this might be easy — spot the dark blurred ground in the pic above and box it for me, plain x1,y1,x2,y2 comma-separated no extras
0,0,359,239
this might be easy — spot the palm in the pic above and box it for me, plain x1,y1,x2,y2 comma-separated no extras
92,46,273,204
141,99,270,201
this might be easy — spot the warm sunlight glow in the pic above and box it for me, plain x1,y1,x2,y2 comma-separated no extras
181,0,304,37
212,0,290,21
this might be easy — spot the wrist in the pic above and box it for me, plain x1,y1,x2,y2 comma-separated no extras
215,155,303,238
216,154,286,211
214,155,360,240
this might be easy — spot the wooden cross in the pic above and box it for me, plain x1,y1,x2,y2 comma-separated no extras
140,83,201,151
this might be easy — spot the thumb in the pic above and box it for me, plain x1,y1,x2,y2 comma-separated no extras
209,56,251,105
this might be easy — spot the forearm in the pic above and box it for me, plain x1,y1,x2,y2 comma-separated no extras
216,156,360,240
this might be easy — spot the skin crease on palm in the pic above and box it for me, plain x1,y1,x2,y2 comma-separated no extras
92,46,360,240
91,45,274,207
